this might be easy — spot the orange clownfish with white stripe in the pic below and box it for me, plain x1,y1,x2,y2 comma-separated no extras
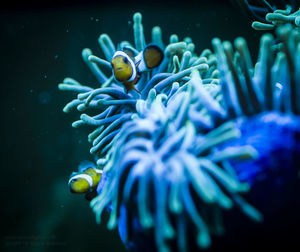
111,44,164,93
68,161,102,194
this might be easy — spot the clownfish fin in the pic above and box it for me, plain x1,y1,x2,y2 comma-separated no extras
143,44,164,69
122,46,137,61
124,81,140,94
85,190,98,201
132,86,141,94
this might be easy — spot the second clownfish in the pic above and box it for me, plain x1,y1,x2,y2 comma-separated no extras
68,161,102,194
111,44,164,93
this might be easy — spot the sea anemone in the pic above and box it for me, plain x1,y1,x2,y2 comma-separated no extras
59,8,300,252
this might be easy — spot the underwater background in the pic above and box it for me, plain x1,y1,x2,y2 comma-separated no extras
2,0,300,251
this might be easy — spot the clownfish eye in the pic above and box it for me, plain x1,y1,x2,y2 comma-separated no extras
123,57,129,64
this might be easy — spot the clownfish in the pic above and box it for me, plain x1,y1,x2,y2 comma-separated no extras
111,44,164,93
68,161,102,194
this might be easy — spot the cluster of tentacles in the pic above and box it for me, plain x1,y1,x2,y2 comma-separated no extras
233,0,299,30
252,5,300,30
59,9,300,252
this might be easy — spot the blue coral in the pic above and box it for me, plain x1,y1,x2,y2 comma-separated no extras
59,9,300,252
